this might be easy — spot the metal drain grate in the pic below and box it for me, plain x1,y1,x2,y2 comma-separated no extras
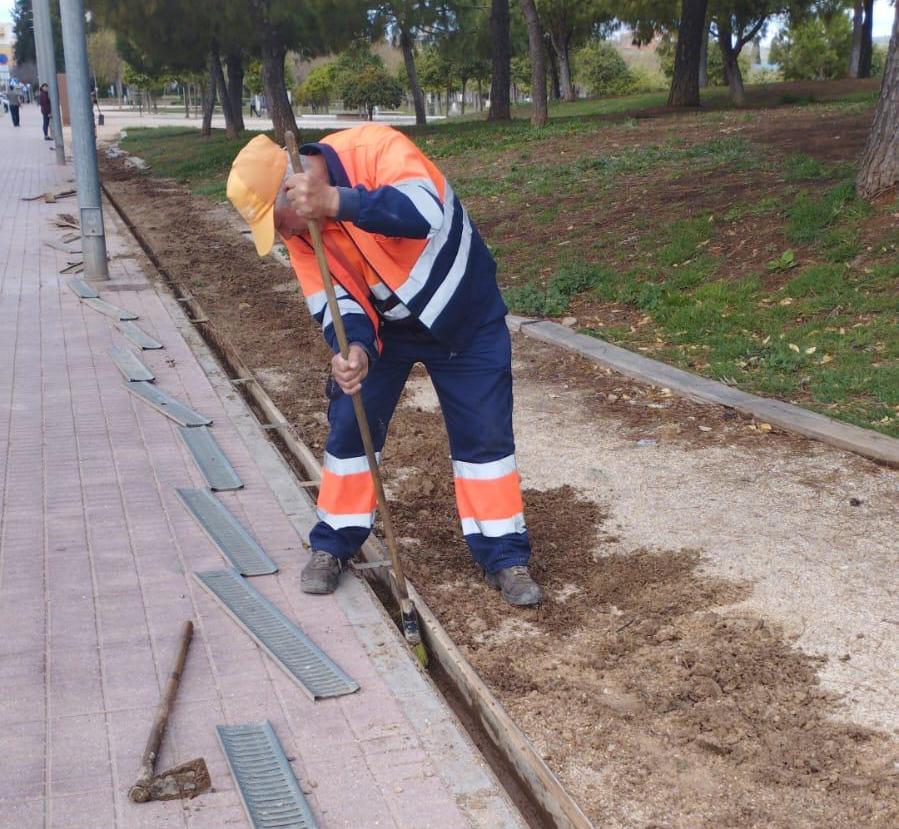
109,346,155,382
83,297,138,321
195,568,358,699
67,277,98,299
177,488,277,576
217,721,318,829
179,426,243,491
126,381,212,427
117,321,163,350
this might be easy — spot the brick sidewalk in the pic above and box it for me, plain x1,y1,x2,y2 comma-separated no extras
0,118,523,828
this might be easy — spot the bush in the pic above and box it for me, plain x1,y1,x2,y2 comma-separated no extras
871,44,888,77
340,66,404,120
576,40,633,97
295,63,334,113
769,15,852,80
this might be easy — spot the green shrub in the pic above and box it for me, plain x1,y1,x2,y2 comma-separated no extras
769,15,852,81
576,40,633,97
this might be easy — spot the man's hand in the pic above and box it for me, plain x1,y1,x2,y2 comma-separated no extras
331,344,369,395
284,172,339,221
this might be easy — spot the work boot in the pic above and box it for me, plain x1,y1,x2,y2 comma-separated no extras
485,565,544,607
300,551,341,595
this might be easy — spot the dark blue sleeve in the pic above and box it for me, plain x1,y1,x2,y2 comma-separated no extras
336,183,443,240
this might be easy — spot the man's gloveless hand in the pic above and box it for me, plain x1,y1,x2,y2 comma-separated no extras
331,344,369,395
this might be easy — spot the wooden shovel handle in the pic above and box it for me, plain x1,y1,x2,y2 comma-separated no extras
283,132,409,599
129,621,193,802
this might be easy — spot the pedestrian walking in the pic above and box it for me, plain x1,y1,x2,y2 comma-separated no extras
250,95,260,117
227,126,544,606
38,83,52,140
7,85,21,127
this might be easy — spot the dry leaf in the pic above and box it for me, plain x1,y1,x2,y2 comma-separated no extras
820,354,833,364
779,297,793,306
762,335,771,345
789,343,800,353
805,346,817,355
759,422,773,432
698,425,712,432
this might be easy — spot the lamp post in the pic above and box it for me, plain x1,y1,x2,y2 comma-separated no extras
58,0,108,279
32,0,66,165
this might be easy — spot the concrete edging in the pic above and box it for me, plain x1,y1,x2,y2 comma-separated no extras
508,316,899,468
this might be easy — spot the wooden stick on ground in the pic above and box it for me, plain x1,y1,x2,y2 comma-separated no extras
129,621,194,803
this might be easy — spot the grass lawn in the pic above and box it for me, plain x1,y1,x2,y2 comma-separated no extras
118,79,897,437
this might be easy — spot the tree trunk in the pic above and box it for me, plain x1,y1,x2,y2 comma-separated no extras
718,24,746,106
519,0,548,126
850,1,864,78
184,83,190,118
211,43,238,139
699,31,709,88
547,40,561,100
488,0,511,121
668,0,709,108
227,52,245,132
552,32,575,102
260,31,298,143
399,28,427,126
856,4,898,198
859,0,875,78
202,57,216,137
460,78,467,114
477,78,483,110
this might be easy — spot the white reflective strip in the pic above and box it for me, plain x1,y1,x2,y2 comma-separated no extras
452,455,517,480
317,507,376,530
306,290,327,317
323,451,380,475
383,304,411,320
322,297,367,331
419,209,473,327
395,185,456,304
370,282,392,300
393,181,444,236
394,176,440,199
461,513,527,538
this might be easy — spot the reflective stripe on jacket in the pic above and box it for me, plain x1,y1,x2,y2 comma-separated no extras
285,124,505,357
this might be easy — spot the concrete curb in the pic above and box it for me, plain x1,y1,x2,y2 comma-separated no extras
508,316,899,468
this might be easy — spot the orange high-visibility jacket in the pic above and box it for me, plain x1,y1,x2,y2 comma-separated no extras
285,124,505,357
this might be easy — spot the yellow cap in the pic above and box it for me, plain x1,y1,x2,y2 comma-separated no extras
227,134,288,257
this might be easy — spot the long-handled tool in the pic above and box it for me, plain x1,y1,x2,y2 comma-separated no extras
284,131,427,667
129,621,211,802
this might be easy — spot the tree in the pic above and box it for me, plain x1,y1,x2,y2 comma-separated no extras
341,64,404,119
489,0,513,120
856,1,898,198
246,0,366,142
668,0,710,107
519,0,549,125
849,0,864,77
87,28,123,94
13,0,65,69
769,11,852,80
858,0,875,77
537,0,614,102
577,39,633,95
709,0,781,106
373,3,445,126
296,63,335,112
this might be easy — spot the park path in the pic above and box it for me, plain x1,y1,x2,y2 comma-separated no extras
0,116,521,828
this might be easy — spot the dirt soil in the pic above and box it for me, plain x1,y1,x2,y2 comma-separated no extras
101,143,898,828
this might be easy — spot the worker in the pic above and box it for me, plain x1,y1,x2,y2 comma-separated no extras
227,125,543,606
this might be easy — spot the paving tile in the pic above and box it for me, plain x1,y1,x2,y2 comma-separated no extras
0,721,45,801
49,791,116,829
48,713,112,796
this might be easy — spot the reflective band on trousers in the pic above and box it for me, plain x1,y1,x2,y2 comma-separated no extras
316,507,376,530
461,514,527,537
323,451,380,475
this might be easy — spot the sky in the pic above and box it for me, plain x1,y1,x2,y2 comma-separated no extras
2,1,897,47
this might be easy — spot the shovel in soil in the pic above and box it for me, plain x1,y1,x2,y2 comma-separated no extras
284,131,427,668
128,621,211,802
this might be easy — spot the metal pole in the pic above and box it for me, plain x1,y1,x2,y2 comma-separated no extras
32,0,66,165
58,0,108,279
